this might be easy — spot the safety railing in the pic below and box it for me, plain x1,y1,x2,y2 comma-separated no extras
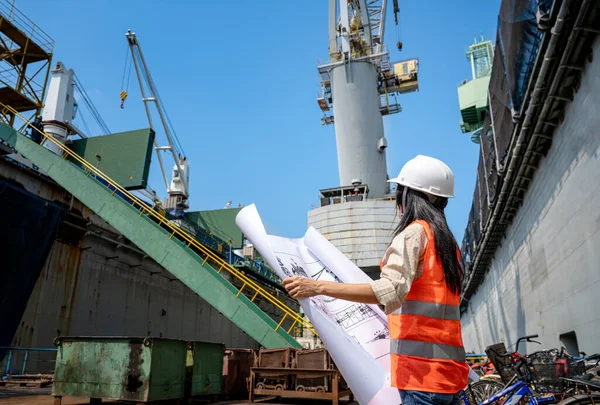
231,254,281,285
0,65,43,101
181,220,281,285
0,347,57,376
2,102,316,338
0,0,54,54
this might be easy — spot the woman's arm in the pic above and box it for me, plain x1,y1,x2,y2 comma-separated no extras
282,224,428,313
282,277,379,304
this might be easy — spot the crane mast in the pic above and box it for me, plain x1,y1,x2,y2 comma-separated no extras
318,0,417,198
125,30,190,211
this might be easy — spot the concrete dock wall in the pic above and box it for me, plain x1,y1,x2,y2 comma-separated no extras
460,37,600,355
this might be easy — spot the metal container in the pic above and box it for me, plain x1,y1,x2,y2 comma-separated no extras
222,349,256,398
188,341,225,397
295,349,331,391
257,348,293,368
295,348,331,369
52,337,187,402
255,348,294,390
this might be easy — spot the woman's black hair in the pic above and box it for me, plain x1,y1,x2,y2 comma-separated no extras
393,185,462,294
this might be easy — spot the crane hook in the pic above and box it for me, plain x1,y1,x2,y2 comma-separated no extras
119,90,128,109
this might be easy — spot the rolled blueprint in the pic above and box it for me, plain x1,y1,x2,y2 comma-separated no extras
236,204,400,405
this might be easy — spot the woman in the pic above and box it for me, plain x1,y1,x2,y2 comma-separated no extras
283,155,469,405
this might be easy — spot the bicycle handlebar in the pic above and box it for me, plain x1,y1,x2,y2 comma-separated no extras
515,334,541,354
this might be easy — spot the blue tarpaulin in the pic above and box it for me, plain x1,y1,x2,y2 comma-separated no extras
496,0,546,114
0,179,63,358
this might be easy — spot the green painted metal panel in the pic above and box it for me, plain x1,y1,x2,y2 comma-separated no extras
148,339,188,400
68,128,154,190
458,75,490,132
188,342,225,396
52,337,187,402
0,124,300,349
185,208,243,248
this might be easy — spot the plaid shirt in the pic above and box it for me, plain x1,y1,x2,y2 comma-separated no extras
370,223,428,314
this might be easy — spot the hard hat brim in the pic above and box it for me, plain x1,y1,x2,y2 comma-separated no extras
388,177,455,198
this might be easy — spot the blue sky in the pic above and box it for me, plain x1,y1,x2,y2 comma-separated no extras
22,0,499,240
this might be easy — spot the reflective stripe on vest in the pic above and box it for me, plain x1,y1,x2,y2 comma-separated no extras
390,339,466,361
392,300,461,321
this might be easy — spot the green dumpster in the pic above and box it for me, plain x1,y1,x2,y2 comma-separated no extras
52,337,187,402
188,341,225,396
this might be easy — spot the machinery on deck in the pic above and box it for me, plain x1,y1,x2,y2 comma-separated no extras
41,62,113,153
457,35,494,144
124,29,190,213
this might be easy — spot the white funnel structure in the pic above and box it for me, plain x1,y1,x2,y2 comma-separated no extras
316,0,418,199
311,1,419,275
332,61,388,197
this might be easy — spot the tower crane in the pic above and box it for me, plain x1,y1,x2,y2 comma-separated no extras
123,30,190,212
317,0,418,198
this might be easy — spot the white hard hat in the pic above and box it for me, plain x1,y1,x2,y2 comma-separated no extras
388,155,455,198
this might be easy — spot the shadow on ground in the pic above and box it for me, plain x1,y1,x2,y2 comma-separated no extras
0,388,357,405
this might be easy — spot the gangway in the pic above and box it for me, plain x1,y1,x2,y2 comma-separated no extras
0,104,314,348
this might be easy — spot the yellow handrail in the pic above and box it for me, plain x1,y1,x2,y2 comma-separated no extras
2,102,316,337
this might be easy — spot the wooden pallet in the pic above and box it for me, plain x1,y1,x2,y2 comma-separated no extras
249,367,353,405
0,379,52,388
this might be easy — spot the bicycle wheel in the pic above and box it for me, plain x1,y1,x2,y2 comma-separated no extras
464,380,506,405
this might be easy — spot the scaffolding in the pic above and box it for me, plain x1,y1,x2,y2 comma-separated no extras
0,0,53,128
317,53,418,125
467,36,494,80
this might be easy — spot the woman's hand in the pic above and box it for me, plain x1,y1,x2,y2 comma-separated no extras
282,276,320,299
284,277,381,305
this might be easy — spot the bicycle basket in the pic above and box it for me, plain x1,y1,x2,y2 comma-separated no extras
485,343,518,383
529,362,563,392
529,358,585,393
567,359,587,377
529,355,588,393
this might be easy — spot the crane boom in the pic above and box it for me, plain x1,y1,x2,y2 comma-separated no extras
326,0,388,59
368,0,387,46
125,30,190,209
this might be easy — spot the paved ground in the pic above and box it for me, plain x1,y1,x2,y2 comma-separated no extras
0,387,250,404
0,388,356,405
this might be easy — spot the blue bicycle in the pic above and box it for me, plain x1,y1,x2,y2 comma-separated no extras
462,335,586,405
462,377,557,405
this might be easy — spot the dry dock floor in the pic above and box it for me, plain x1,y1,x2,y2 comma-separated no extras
0,388,357,405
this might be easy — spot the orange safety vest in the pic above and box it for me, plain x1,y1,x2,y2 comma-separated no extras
381,220,469,393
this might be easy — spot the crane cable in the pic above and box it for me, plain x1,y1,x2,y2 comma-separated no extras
78,108,92,136
393,0,403,51
120,45,133,109
73,73,111,135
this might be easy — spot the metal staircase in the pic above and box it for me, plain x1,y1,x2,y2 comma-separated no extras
0,104,314,348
